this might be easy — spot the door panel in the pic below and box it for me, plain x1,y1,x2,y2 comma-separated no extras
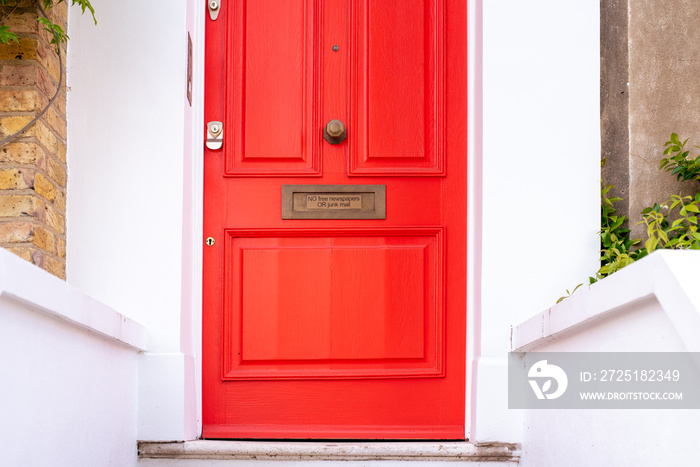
226,0,321,175
222,228,444,380
349,0,445,175
203,0,467,439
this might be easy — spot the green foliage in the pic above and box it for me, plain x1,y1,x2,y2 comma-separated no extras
660,132,700,183
0,24,17,45
0,1,96,52
37,16,67,52
640,194,700,252
592,159,642,283
560,133,700,303
556,284,583,304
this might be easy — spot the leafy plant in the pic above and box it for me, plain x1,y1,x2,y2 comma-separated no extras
592,160,642,283
0,24,13,44
559,133,700,303
640,194,700,252
660,132,700,183
0,0,96,52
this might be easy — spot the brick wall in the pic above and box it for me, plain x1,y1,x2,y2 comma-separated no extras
0,1,67,279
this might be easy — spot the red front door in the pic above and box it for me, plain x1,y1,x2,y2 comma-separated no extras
203,0,467,439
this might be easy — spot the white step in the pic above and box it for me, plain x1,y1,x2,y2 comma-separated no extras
138,440,520,466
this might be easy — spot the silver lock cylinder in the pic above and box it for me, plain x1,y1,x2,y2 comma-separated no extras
206,121,223,150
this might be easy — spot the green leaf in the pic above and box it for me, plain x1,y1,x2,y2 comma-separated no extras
0,25,19,45
671,218,685,230
37,17,68,53
71,0,97,25
645,237,657,253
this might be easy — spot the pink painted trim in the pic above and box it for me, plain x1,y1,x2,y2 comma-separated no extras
468,0,483,440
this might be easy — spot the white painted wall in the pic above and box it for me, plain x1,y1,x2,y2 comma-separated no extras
472,0,600,441
481,0,600,361
67,0,198,442
513,251,700,467
66,0,187,354
0,250,145,467
1,299,139,466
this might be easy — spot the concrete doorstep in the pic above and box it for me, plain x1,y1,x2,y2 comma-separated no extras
138,440,521,463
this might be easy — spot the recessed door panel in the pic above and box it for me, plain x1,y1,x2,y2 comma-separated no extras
225,0,321,176
223,229,444,380
349,0,445,175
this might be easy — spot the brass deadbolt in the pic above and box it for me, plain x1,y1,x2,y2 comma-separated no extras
323,119,346,144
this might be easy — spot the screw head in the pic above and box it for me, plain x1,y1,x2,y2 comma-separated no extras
209,1,219,10
210,124,220,134
332,45,339,52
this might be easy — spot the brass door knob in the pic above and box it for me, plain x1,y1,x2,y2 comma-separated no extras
323,119,346,144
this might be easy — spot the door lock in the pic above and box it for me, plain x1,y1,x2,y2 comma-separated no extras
323,119,346,144
206,121,223,150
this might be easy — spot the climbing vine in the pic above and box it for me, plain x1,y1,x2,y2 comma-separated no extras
0,0,96,52
0,1,96,147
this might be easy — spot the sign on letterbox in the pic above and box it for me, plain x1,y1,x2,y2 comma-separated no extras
281,185,386,219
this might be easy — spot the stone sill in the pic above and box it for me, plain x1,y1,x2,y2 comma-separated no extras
0,248,147,351
138,440,521,462
512,250,700,352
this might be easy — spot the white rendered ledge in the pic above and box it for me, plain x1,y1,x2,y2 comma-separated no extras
138,440,521,462
512,250,700,352
0,248,147,351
